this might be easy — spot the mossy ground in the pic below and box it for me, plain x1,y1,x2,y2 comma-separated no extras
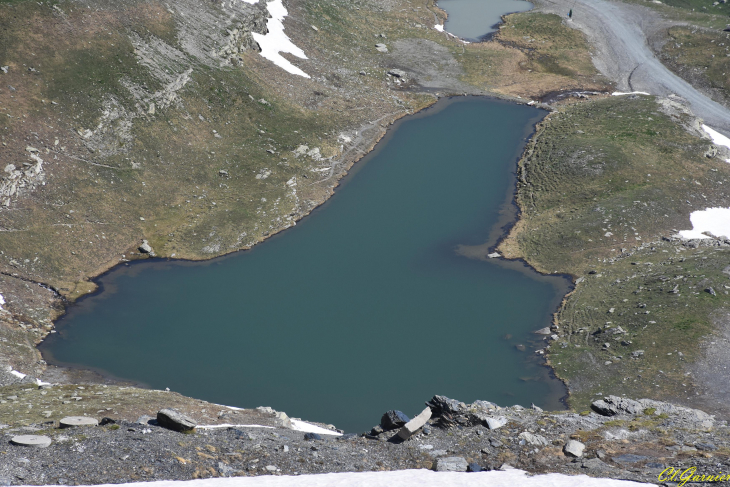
500,95,730,412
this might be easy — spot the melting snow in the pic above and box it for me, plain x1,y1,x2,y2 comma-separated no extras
251,0,310,78
611,91,650,96
198,424,274,430
9,369,26,379
434,24,444,32
34,469,652,487
702,124,730,162
0,292,5,310
290,419,342,436
679,207,730,240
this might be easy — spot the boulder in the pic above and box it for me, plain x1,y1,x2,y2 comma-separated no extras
10,435,52,448
591,396,643,416
157,409,196,432
139,240,153,254
426,395,465,416
467,463,482,472
485,416,508,430
434,457,468,472
381,410,410,431
563,439,585,458
387,69,407,78
60,416,98,428
375,43,388,53
304,432,322,441
518,431,549,446
397,407,432,440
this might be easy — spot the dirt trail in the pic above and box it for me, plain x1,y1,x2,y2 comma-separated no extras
538,0,730,136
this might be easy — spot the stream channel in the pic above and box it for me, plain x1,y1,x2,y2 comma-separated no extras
41,97,571,433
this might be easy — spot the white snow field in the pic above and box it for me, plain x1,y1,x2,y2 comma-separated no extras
702,124,730,162
679,207,730,240
38,469,653,487
250,0,310,78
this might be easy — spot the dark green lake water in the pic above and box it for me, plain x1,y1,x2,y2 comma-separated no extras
42,98,569,432
440,0,532,41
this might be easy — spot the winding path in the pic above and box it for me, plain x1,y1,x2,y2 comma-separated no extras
539,0,730,136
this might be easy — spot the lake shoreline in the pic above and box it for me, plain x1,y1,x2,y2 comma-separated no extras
40,96,574,430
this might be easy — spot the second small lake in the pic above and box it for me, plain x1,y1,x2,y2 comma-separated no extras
440,0,532,41
41,97,569,432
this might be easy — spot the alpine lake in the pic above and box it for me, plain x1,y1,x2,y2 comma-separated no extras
42,97,571,432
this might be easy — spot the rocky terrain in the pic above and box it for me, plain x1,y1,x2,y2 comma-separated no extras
2,0,730,484
1,392,727,485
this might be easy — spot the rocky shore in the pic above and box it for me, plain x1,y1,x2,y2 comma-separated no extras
1,391,727,485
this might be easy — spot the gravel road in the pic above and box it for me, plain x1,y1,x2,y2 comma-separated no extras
538,0,730,136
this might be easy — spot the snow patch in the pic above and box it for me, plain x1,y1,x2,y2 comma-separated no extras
290,419,342,436
9,369,26,379
702,124,730,162
251,0,310,78
679,207,730,240
198,424,274,430
434,24,444,32
241,0,259,4
33,468,652,487
35,378,52,386
611,91,650,96
0,292,5,310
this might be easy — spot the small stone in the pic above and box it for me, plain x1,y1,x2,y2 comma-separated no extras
59,416,98,428
387,69,407,78
434,456,468,472
375,43,388,53
397,407,431,440
706,287,716,296
304,432,322,441
695,442,717,451
10,435,52,448
265,465,277,472
381,410,410,430
157,409,197,432
100,417,116,426
564,439,585,458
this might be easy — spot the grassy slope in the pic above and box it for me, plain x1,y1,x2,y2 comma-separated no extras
500,95,730,411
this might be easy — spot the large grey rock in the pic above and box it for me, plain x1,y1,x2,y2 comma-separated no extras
10,435,52,448
157,408,197,432
591,396,643,416
485,416,508,430
564,439,585,458
139,240,153,254
426,395,465,416
397,407,432,440
60,416,98,428
381,410,409,431
434,456,468,472
518,431,549,446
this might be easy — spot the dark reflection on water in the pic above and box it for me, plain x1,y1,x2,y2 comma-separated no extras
42,97,569,432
